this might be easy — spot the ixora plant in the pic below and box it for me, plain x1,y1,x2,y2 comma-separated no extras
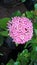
7,17,33,44
0,10,37,65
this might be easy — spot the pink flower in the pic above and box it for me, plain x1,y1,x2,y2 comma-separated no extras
7,17,33,44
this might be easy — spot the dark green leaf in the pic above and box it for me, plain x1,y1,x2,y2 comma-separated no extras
26,11,34,18
6,59,14,65
17,49,29,65
0,30,8,36
14,61,20,65
11,11,21,17
0,18,10,30
22,13,26,17
34,29,37,36
25,37,37,49
33,22,37,29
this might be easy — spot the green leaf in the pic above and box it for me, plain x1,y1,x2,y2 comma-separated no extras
31,50,37,60
20,0,26,2
25,38,37,49
16,43,18,47
34,3,37,10
17,49,29,65
33,16,37,29
35,46,37,52
6,59,14,65
11,11,21,17
0,30,8,36
0,18,10,30
17,49,29,59
28,38,37,44
14,61,20,65
34,16,37,23
29,61,33,65
35,16,37,19
20,49,28,57
26,11,34,18
34,29,37,36
22,13,26,17
33,22,37,29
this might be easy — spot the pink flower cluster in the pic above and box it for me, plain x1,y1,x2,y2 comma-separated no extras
7,17,33,44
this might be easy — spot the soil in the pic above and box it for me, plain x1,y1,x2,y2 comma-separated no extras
0,3,27,18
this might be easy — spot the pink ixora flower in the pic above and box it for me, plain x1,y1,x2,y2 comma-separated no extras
7,17,33,44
